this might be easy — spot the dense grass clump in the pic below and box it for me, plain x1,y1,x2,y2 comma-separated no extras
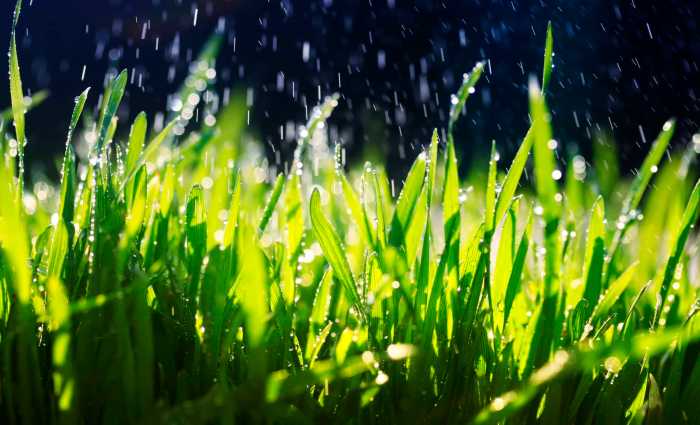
2,2,700,424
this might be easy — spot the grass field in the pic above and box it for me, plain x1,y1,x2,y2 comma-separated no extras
2,1,700,423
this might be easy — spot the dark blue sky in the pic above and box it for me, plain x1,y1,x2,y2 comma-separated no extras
1,0,699,176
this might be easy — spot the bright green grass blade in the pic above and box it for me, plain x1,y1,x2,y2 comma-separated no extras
389,152,426,249
426,129,439,207
258,173,285,235
307,321,333,367
503,212,531,329
340,173,375,246
404,185,428,268
581,197,606,311
448,61,485,135
67,88,89,140
185,185,207,304
0,150,30,305
414,221,432,321
310,269,334,327
125,112,147,175
119,118,177,193
58,145,77,226
95,70,127,152
541,21,554,94
223,170,241,248
485,142,498,232
492,204,515,328
8,0,26,200
653,178,700,328
627,120,675,214
143,118,178,163
310,189,365,321
47,219,69,279
58,89,89,225
590,261,638,324
235,223,268,354
371,169,388,250
443,136,460,246
47,275,74,415
529,78,560,224
124,166,147,239
281,172,303,304
608,120,675,270
494,128,533,226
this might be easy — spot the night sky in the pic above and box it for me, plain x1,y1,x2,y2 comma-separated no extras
1,0,699,178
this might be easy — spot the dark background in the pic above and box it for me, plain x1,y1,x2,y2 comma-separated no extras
1,0,699,177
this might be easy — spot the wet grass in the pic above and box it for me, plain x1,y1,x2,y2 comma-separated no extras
2,2,700,424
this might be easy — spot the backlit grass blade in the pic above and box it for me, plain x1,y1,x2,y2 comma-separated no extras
443,136,460,248
494,128,533,226
47,219,69,279
542,21,554,94
340,173,375,246
8,0,26,200
258,173,285,235
426,129,439,207
590,261,638,324
503,212,532,329
529,78,560,225
310,269,334,327
58,89,89,226
47,275,74,416
125,112,147,175
525,77,560,375
653,178,700,328
608,120,675,272
448,61,485,135
95,70,127,152
310,189,365,321
235,223,268,361
581,197,605,311
186,185,207,304
389,152,426,249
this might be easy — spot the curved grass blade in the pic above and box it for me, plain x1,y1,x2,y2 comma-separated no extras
310,189,365,321
653,178,700,328
258,173,285,235
608,120,675,272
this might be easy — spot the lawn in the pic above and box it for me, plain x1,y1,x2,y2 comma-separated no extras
1,1,700,424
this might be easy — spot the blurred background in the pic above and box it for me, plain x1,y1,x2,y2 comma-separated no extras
1,0,699,178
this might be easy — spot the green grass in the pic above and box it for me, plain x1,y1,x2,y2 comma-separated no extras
2,2,700,423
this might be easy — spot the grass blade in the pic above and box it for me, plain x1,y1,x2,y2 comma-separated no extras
310,189,365,321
